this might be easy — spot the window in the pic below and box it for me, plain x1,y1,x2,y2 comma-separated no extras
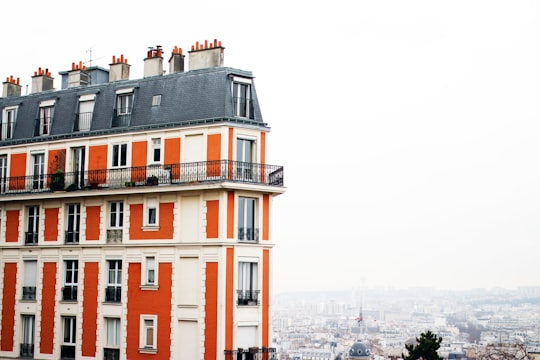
61,316,76,359
152,95,161,106
63,260,78,301
106,260,122,302
71,147,86,189
151,138,161,163
1,106,17,140
111,143,128,167
25,206,39,245
39,105,54,135
238,261,259,305
113,91,133,127
32,153,45,190
146,198,157,226
233,80,252,118
237,138,255,180
23,260,37,300
0,155,6,193
104,318,120,360
76,95,95,131
106,318,121,345
238,197,257,241
117,93,133,115
109,201,124,228
65,204,80,244
21,315,35,358
139,316,157,351
145,257,156,285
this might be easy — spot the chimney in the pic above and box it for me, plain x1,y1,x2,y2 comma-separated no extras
188,39,224,71
31,68,54,93
109,54,130,82
168,46,185,74
67,61,89,88
144,46,164,78
2,76,21,97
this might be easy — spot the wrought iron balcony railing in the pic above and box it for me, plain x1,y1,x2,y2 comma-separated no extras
0,160,283,195
224,347,277,360
22,286,36,300
62,285,78,301
237,290,260,306
20,343,34,358
25,232,38,245
107,229,123,243
104,348,120,360
74,112,92,132
112,111,131,127
238,227,259,242
65,230,79,244
105,286,121,302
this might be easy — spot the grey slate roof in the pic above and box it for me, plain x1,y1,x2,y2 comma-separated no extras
0,66,267,146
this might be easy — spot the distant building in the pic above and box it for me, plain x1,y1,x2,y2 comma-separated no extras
0,40,285,359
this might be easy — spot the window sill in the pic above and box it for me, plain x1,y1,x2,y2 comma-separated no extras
141,225,160,231
139,347,157,354
140,284,159,291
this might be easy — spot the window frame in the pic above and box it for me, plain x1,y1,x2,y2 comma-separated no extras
1,106,17,140
139,315,157,352
0,155,7,193
111,143,128,168
232,78,252,118
66,203,81,243
63,260,78,301
238,260,259,306
39,105,54,135
238,196,258,241
145,198,158,227
62,316,76,345
109,201,124,229
76,94,95,131
31,152,45,190
150,138,162,164
105,317,121,348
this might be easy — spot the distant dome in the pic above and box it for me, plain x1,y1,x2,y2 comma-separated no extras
405,337,417,346
349,342,371,358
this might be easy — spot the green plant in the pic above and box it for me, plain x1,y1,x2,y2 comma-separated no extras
51,169,65,191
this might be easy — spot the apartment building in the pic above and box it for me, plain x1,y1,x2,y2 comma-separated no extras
0,40,285,360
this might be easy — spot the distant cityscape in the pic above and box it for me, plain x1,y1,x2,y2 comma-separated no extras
271,286,540,360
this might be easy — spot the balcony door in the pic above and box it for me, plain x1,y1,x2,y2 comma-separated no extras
71,147,85,189
237,138,254,181
32,153,45,190
21,315,35,358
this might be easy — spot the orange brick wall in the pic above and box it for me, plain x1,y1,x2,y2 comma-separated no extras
82,262,99,356
44,208,59,241
0,263,17,351
40,262,57,354
5,210,19,243
206,200,219,238
85,206,101,240
129,203,174,240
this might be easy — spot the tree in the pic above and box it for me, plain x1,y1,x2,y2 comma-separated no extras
402,330,443,360
477,343,533,360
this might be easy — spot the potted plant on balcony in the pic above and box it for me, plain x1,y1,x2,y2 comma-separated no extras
146,175,158,186
51,169,65,191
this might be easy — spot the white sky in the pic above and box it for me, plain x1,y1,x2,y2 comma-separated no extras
2,1,540,294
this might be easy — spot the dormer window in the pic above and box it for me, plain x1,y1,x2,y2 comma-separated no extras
75,94,95,131
113,88,134,127
232,77,253,119
1,106,17,140
36,99,55,136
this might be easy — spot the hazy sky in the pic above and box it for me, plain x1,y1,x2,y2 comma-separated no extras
2,1,540,294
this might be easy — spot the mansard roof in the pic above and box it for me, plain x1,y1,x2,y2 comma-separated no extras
0,66,266,145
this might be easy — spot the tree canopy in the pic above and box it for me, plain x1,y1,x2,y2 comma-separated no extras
403,330,443,360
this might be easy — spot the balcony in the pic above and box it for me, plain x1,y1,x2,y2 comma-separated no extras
224,347,277,360
22,286,36,300
25,232,38,245
105,286,121,302
20,343,34,358
0,160,284,196
237,290,260,306
62,285,77,301
65,230,79,244
238,227,259,242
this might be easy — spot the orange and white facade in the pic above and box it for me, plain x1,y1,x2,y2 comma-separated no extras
0,41,285,360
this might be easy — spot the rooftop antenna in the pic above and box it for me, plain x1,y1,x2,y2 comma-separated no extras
86,46,95,67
